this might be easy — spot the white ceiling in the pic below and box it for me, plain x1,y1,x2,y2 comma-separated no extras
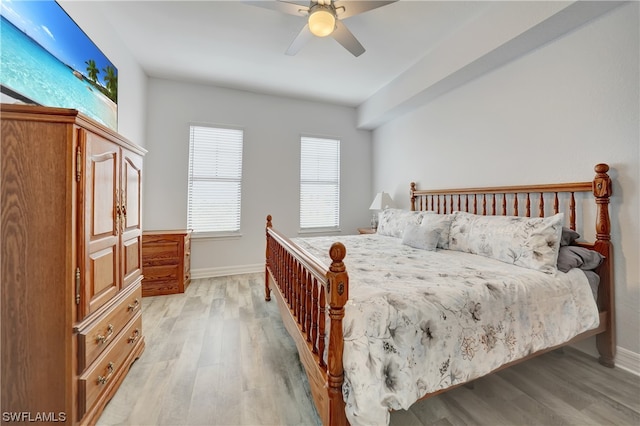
96,0,492,107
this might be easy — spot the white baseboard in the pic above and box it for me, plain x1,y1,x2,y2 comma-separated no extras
191,263,263,279
191,266,640,378
616,346,640,376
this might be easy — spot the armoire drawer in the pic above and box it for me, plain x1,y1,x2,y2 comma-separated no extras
78,313,143,418
77,285,142,371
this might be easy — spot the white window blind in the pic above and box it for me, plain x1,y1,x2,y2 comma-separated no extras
300,136,340,230
187,125,243,234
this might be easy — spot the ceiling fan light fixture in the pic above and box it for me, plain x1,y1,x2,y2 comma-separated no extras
308,6,336,37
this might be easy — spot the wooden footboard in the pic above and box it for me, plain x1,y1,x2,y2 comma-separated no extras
265,163,614,426
265,215,349,426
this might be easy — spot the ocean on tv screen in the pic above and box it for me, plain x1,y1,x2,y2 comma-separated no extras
0,8,117,130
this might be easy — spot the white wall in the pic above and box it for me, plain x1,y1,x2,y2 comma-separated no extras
144,78,372,275
371,3,639,360
59,1,148,147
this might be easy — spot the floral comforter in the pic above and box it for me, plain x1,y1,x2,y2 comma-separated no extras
292,234,599,426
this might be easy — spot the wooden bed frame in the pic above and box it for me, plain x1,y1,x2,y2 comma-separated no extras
264,163,614,426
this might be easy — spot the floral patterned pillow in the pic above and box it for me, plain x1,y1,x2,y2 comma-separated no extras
448,211,564,273
377,209,425,238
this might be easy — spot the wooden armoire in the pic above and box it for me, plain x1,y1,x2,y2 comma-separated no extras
1,104,146,424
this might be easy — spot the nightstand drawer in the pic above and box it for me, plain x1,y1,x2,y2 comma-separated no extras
141,242,181,266
143,264,179,282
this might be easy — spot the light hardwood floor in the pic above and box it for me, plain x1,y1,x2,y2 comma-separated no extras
98,274,640,426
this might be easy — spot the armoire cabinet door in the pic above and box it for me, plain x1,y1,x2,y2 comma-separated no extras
121,148,143,289
81,129,121,318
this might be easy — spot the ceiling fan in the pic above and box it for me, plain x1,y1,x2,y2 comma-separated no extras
244,0,398,57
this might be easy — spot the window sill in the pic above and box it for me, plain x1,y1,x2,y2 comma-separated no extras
191,232,243,241
298,228,342,236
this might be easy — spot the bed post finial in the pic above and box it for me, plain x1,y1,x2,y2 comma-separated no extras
410,182,417,211
326,242,348,426
593,164,612,242
266,214,272,228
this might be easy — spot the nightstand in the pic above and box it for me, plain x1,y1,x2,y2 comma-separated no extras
142,229,191,296
357,227,376,234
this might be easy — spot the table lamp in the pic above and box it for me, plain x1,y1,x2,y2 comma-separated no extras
369,192,394,229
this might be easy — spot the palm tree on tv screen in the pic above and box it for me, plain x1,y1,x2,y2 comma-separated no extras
85,59,99,83
102,65,118,103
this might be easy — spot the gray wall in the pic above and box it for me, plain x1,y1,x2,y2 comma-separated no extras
143,79,372,276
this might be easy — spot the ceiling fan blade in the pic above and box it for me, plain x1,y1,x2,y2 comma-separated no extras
333,0,398,20
242,1,309,16
331,20,365,57
286,24,313,55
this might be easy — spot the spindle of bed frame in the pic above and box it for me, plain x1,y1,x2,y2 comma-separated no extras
411,182,589,230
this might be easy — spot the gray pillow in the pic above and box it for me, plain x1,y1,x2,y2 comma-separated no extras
401,223,440,251
560,227,580,246
556,246,605,273
421,213,453,249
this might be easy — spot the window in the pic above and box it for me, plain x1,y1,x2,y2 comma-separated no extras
187,125,243,234
300,136,340,230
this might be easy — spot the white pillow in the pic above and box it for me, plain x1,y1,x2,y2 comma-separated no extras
401,223,440,251
421,213,454,249
377,209,424,238
448,211,564,274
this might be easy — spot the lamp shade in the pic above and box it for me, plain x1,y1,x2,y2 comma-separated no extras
308,7,335,37
369,192,395,210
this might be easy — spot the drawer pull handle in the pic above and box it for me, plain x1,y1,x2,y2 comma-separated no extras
97,362,115,385
95,324,114,345
127,328,140,344
128,298,140,312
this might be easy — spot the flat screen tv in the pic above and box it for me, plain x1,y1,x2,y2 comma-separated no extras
1,0,117,131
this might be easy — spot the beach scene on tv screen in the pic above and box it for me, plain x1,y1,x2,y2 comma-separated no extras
1,0,117,130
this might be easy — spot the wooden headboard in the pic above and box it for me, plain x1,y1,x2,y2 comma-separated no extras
409,163,615,367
